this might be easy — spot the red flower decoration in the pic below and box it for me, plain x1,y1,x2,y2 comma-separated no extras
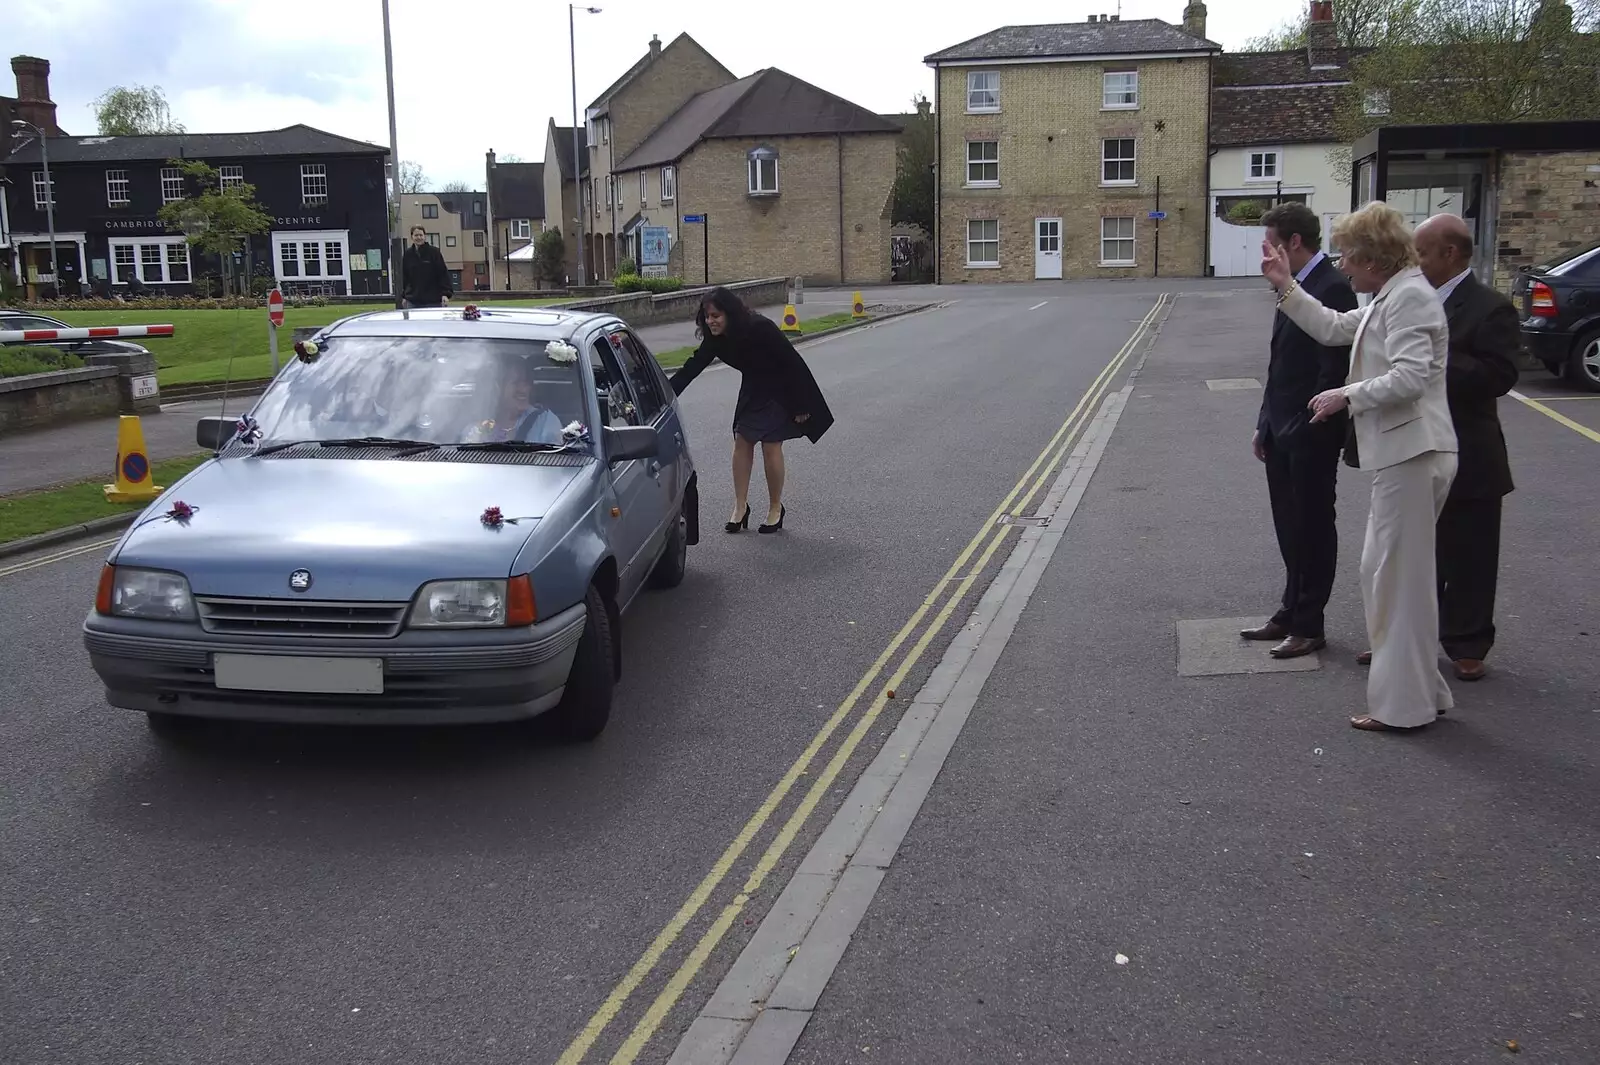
294,339,320,363
463,304,481,321
480,506,504,527
166,500,195,521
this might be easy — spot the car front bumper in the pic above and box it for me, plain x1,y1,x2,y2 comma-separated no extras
82,603,586,725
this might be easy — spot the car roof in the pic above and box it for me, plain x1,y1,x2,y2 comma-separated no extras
0,309,67,325
321,305,624,342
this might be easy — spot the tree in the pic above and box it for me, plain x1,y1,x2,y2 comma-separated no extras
1243,0,1421,50
534,228,567,287
397,160,429,193
440,180,474,193
1336,0,1600,138
156,159,272,295
94,85,184,135
889,94,934,235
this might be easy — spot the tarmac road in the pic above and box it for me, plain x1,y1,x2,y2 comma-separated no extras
0,280,1206,1065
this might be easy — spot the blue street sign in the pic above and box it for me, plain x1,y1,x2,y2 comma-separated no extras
682,214,706,224
1148,210,1168,220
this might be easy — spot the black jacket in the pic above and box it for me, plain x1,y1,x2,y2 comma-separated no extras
1441,273,1520,501
1258,256,1359,451
668,315,835,443
402,242,452,305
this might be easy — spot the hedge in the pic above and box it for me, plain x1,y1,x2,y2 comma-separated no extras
613,274,686,294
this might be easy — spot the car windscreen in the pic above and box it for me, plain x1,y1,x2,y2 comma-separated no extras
1535,240,1600,276
245,334,591,449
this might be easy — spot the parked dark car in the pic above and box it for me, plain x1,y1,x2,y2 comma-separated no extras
0,310,151,357
1512,239,1600,392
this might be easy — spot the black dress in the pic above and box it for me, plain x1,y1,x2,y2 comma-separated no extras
669,315,835,444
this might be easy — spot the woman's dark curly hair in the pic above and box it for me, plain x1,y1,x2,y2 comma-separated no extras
695,286,754,341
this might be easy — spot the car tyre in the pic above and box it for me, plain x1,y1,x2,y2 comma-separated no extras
649,505,689,590
548,584,614,742
1566,328,1600,393
145,711,201,742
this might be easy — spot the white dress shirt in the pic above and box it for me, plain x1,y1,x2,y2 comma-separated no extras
1435,268,1472,305
1295,250,1327,284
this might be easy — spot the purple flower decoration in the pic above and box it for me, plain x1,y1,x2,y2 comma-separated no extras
235,415,262,444
165,500,195,522
481,506,504,527
463,304,481,321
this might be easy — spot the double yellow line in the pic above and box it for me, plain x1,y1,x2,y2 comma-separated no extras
0,535,121,579
557,292,1171,1065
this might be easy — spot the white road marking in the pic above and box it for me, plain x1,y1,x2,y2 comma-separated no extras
1028,301,1049,311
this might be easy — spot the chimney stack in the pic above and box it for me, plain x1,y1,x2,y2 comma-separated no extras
649,34,662,57
10,55,60,135
1183,1,1208,40
1307,1,1340,67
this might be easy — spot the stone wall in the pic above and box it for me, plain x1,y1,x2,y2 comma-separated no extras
557,276,789,327
0,366,121,435
1494,149,1600,289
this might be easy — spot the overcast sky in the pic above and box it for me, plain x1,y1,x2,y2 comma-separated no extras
13,0,1301,188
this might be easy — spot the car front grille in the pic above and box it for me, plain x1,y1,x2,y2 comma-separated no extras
196,597,407,638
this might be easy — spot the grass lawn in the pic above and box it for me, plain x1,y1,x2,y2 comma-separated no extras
46,298,569,386
0,452,212,545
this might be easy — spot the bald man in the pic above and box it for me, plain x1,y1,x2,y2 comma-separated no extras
1375,214,1519,681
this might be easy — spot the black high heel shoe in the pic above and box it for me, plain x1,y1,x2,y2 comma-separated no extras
758,505,786,535
725,505,751,534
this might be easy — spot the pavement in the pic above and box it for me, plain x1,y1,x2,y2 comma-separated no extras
1,277,1595,1065
0,293,917,498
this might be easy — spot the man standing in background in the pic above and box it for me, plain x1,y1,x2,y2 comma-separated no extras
402,225,452,309
1243,204,1359,659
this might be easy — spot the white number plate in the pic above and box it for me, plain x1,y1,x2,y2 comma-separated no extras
213,654,383,694
131,374,159,399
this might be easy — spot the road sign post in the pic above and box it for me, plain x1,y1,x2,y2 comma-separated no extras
267,288,284,374
683,214,708,285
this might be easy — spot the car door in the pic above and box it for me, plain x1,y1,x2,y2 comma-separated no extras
587,330,658,607
610,327,684,511
604,327,673,561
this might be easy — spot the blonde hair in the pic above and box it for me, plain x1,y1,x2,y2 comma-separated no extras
1331,202,1418,276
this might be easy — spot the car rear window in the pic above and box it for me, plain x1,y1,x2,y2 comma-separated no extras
1535,240,1600,276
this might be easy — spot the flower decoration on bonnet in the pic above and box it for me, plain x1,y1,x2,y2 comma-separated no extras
294,339,320,364
463,304,482,321
545,340,578,365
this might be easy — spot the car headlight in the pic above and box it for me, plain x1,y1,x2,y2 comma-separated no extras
409,579,508,628
101,566,196,620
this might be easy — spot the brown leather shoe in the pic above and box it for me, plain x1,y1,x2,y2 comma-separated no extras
1241,621,1289,641
1454,659,1487,681
1270,635,1327,659
1356,651,1372,666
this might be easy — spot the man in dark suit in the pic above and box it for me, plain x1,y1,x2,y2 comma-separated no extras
401,224,453,308
1242,203,1359,659
1403,213,1518,680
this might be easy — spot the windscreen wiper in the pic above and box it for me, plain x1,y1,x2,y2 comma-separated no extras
251,437,440,457
453,440,583,453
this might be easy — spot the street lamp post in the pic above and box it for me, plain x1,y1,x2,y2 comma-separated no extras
571,5,600,287
11,119,58,298
381,0,404,307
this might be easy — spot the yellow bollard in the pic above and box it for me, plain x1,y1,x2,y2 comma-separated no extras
851,291,867,319
780,304,802,334
104,415,164,503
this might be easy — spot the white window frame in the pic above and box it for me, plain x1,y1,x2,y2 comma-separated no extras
966,219,999,268
1102,70,1140,110
426,232,440,246
33,170,54,209
300,163,328,206
748,147,779,196
640,170,648,207
1102,138,1137,186
421,203,439,219
661,165,676,203
446,234,457,247
218,165,244,190
1100,216,1136,267
1246,149,1282,182
966,70,1000,113
606,174,614,208
105,169,130,206
109,236,191,284
510,218,531,240
965,140,999,187
271,229,352,292
159,167,187,204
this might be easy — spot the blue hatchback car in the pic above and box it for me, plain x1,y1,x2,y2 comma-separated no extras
82,306,699,741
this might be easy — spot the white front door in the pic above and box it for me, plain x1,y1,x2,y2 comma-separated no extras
1034,218,1062,279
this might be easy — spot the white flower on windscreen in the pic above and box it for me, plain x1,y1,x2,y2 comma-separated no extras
546,340,578,364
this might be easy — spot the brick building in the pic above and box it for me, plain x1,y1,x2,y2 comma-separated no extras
539,120,587,286
483,156,545,289
0,55,68,292
925,6,1219,283
610,68,901,285
398,189,492,293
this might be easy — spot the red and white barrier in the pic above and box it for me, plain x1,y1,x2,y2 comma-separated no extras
0,324,175,343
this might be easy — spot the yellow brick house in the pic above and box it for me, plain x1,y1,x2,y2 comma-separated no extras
925,5,1219,282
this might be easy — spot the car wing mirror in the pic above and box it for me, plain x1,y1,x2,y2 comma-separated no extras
196,416,234,450
604,424,659,463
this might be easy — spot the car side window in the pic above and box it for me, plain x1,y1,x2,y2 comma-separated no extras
610,330,666,424
589,337,639,427
2,316,63,331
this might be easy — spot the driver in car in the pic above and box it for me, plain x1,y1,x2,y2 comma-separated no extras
463,357,564,445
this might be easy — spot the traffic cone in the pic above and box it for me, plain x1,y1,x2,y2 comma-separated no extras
104,415,163,503
851,291,867,319
780,304,802,334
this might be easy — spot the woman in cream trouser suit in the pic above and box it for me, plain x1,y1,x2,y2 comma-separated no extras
1262,202,1459,732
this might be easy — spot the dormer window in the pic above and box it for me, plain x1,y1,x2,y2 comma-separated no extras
748,146,779,196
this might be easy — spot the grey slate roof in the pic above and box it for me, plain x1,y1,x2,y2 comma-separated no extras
431,190,489,228
1209,48,1372,147
489,162,545,220
1,123,386,164
615,68,902,173
925,19,1218,63
551,123,589,179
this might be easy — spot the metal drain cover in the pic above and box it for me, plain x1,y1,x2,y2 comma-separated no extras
998,513,1052,527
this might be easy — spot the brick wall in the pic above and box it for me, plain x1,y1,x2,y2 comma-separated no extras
671,134,896,285
1494,149,1600,289
611,41,733,161
0,366,121,435
935,56,1211,282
